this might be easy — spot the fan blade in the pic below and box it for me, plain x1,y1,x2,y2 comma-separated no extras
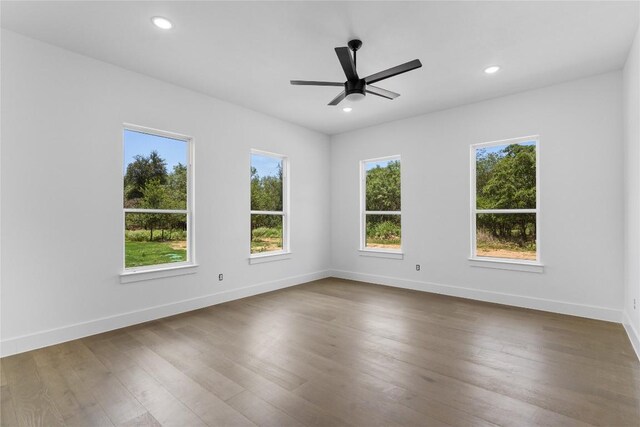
328,91,346,106
364,59,422,84
335,47,359,81
290,80,344,86
366,85,400,100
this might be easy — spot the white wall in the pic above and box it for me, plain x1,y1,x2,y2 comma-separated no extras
331,72,625,321
0,30,331,356
623,26,640,357
1,29,634,358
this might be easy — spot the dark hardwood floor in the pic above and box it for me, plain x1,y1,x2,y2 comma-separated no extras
1,278,639,426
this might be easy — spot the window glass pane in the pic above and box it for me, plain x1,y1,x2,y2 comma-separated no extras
476,213,536,260
476,142,536,210
251,154,283,211
124,130,188,210
365,159,401,211
251,214,283,254
125,213,188,267
366,214,401,249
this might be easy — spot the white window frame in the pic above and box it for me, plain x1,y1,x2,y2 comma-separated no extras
360,155,403,258
469,135,542,271
120,123,196,282
249,149,290,262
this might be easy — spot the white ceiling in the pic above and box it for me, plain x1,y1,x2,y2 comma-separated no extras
2,1,638,135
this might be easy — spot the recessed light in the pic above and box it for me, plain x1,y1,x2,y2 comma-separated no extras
484,65,501,74
342,107,353,112
152,16,173,30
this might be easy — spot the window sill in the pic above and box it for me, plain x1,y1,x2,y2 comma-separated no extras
468,257,544,273
249,252,292,264
359,250,404,260
120,264,199,284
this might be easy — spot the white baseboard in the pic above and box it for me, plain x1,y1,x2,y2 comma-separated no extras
0,270,331,358
623,310,640,362
330,270,623,323
2,269,630,359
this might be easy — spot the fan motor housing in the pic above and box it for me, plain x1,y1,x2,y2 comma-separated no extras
345,79,366,98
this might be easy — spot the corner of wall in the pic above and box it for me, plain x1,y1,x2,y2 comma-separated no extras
622,23,640,362
623,310,640,361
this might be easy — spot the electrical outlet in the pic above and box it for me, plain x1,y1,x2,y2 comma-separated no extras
416,264,421,271
218,273,223,281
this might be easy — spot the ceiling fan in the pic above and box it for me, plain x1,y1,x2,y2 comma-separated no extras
290,39,422,106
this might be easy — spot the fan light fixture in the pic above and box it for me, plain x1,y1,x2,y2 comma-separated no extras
346,93,365,102
484,65,501,74
152,16,173,30
342,107,353,112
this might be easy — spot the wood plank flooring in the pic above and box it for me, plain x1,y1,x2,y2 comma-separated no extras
1,278,639,426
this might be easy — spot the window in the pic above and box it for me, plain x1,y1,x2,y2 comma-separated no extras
123,126,193,271
250,150,289,256
471,136,539,263
361,156,401,252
